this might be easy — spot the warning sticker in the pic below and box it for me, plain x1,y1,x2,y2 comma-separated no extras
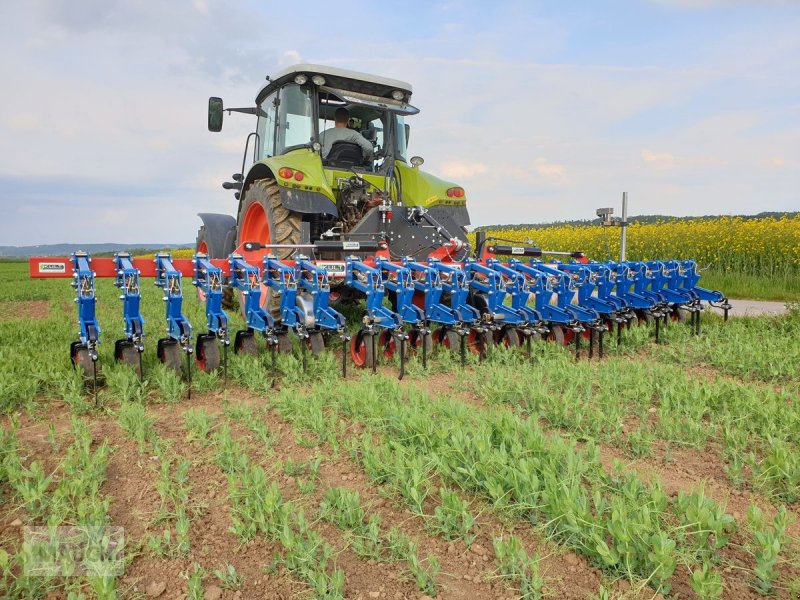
342,241,361,251
511,247,525,255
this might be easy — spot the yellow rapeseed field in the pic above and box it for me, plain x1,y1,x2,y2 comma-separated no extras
473,215,800,279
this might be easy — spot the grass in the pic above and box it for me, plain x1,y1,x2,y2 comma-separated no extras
699,270,800,302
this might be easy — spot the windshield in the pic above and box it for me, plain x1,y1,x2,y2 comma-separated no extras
317,90,410,170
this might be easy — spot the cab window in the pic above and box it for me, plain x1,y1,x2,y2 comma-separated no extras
256,91,277,159
276,84,313,154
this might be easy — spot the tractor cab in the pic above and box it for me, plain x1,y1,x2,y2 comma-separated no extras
251,64,418,175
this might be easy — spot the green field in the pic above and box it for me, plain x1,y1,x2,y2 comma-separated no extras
1,260,799,599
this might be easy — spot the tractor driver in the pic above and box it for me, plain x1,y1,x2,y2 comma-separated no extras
319,107,374,161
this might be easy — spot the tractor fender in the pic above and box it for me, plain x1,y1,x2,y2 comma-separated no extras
197,213,236,258
241,161,338,218
278,186,338,217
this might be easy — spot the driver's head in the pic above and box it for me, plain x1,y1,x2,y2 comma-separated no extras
334,107,349,125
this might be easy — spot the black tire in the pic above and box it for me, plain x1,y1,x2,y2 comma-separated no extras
442,329,461,352
236,333,259,356
548,325,566,345
72,346,96,378
236,179,301,316
408,329,434,356
307,332,325,356
636,310,655,326
159,340,183,374
276,333,293,353
672,306,690,322
196,336,221,373
119,344,142,377
496,327,521,347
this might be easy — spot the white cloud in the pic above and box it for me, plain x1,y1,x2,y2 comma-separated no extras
762,156,786,167
641,149,677,170
279,50,304,67
440,161,488,179
534,158,567,179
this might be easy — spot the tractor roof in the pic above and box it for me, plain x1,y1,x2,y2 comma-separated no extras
256,63,413,103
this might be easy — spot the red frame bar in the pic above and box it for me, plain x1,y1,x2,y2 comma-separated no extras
29,257,231,279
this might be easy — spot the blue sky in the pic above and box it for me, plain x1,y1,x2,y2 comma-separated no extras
0,0,797,245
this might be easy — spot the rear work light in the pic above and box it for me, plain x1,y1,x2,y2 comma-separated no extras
446,187,465,198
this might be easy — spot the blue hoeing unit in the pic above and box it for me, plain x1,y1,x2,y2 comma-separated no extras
59,242,731,391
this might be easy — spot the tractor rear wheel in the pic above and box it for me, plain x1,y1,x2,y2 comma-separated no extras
236,179,301,316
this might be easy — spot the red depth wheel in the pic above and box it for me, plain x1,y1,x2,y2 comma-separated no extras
350,330,375,368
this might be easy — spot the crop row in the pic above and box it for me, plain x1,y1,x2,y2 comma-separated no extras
1,419,117,598
468,342,799,502
262,371,797,597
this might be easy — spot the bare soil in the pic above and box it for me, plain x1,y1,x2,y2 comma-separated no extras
0,299,49,322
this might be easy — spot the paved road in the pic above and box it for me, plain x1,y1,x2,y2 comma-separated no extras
708,299,790,318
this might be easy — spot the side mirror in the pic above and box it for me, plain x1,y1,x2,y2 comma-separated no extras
208,97,224,132
404,123,410,148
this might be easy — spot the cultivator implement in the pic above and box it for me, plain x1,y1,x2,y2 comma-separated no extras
30,237,731,390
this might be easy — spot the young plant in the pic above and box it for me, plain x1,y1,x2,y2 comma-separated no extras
318,487,365,530
213,564,245,590
429,487,476,545
493,535,544,599
184,408,215,445
186,563,205,600
747,504,791,594
117,401,156,453
690,561,723,600
152,363,186,403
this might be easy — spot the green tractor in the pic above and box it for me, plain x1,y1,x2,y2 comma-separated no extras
198,63,471,296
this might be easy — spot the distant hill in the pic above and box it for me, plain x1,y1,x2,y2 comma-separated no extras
0,243,193,258
474,211,799,232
